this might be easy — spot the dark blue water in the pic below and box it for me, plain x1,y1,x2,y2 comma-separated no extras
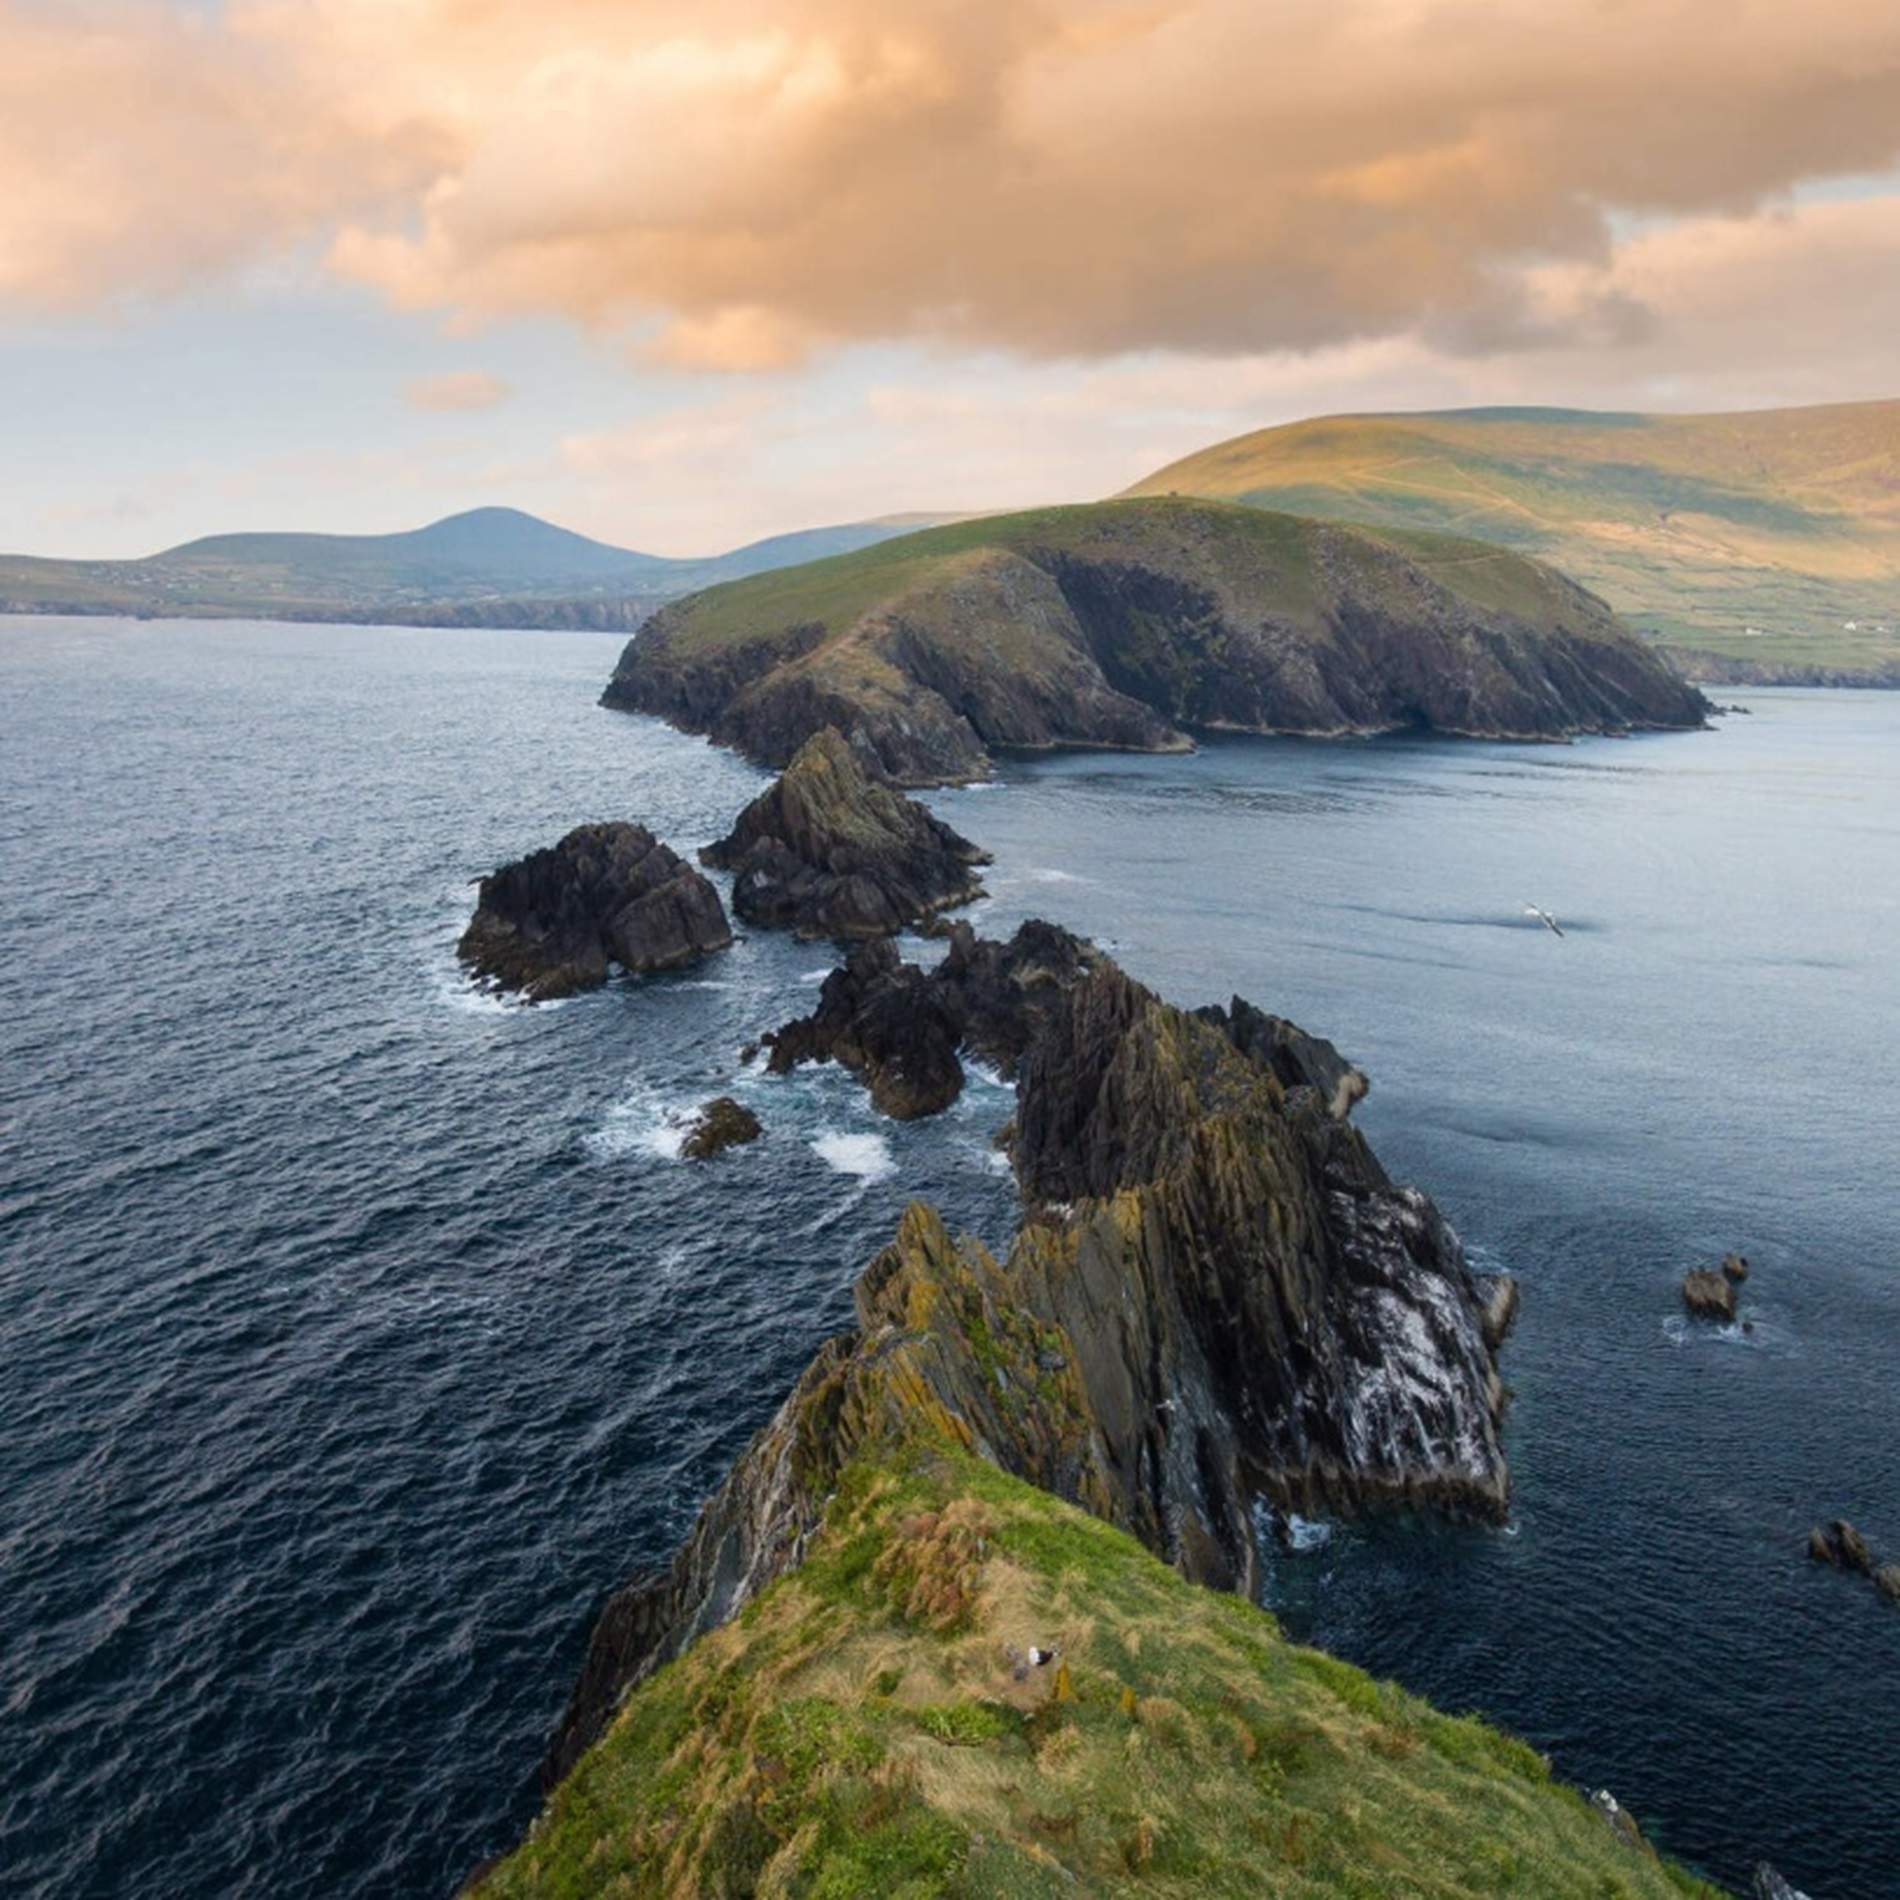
2,621,1895,1898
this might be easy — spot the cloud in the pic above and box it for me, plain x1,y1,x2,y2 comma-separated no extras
405,369,512,411
6,0,1900,374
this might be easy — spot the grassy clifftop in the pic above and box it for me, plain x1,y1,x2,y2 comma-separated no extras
1125,401,1900,666
479,1443,1718,1899
604,497,1705,783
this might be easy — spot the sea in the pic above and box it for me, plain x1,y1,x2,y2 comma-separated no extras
2,617,1896,1899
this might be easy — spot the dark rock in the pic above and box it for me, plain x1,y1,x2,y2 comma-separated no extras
1722,1251,1750,1283
1681,1267,1738,1321
1874,1562,1900,1604
1199,995,1369,1119
1807,1519,1873,1572
700,728,989,939
760,920,1099,1118
679,1097,762,1160
764,938,965,1120
458,823,731,1000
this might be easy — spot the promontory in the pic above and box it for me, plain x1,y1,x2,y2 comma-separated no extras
601,496,1710,784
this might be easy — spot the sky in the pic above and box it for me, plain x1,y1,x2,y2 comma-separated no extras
5,1,1900,559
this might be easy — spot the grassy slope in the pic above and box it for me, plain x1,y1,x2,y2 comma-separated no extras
1125,401,1900,665
649,496,1591,656
483,1444,1719,1900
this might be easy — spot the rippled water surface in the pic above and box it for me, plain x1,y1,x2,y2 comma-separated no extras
3,620,1896,1898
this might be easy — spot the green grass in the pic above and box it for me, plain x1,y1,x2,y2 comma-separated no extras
1124,400,1900,656
649,495,1592,660
478,1446,1726,1899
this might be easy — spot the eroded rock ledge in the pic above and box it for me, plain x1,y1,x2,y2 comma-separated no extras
700,727,989,939
543,940,1513,1786
458,823,731,1001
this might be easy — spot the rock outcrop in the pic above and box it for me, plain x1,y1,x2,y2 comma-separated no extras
759,920,1099,1118
603,498,1710,784
1681,1267,1738,1321
679,1097,761,1160
1808,1519,1873,1573
1753,1863,1815,1900
700,727,988,938
1722,1251,1750,1282
544,948,1514,1784
458,823,732,1000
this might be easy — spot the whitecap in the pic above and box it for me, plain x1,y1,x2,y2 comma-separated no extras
811,1131,895,1181
798,968,833,985
1025,867,1085,885
1283,1513,1333,1553
586,1093,696,1163
963,1057,1013,1092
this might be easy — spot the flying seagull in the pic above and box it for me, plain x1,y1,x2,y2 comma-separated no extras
1523,903,1565,938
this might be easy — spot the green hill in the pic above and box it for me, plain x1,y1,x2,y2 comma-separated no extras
478,1442,1718,1900
1124,401,1900,672
603,496,1707,783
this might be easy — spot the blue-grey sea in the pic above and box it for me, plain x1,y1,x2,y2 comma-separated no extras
2,618,1896,1898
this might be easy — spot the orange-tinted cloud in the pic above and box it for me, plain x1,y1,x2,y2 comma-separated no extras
405,369,511,411
6,0,1900,369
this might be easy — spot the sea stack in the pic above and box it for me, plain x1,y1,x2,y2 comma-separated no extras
700,727,989,939
458,822,731,1000
1681,1266,1738,1321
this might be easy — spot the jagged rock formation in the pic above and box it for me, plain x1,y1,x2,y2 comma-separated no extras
700,727,988,938
759,920,1099,1118
679,1097,761,1160
544,948,1513,1784
1753,1863,1816,1899
458,823,731,1000
602,498,1709,784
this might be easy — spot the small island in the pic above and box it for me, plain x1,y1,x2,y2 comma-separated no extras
458,822,732,1000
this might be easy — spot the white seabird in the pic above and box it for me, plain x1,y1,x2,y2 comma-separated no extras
1522,903,1565,938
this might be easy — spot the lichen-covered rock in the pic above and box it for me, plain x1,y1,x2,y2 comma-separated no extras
700,727,989,938
1808,1519,1873,1573
545,950,1515,1782
458,823,731,1000
1681,1267,1738,1321
679,1097,762,1160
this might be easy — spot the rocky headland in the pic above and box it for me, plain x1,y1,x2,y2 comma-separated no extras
700,727,989,938
457,822,731,1000
539,929,1516,1792
602,497,1710,784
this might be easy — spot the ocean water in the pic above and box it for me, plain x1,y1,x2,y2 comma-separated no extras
2,619,1895,1898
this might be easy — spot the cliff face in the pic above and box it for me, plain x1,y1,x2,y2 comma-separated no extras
458,823,731,1000
700,728,990,939
543,945,1511,1785
602,499,1709,784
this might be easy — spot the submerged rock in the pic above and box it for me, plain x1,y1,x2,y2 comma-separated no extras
1807,1519,1873,1573
700,727,988,939
680,1097,762,1160
458,823,731,1000
1681,1267,1738,1321
544,953,1516,1783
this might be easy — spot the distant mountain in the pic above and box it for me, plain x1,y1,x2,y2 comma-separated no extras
1125,400,1900,673
0,506,963,626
